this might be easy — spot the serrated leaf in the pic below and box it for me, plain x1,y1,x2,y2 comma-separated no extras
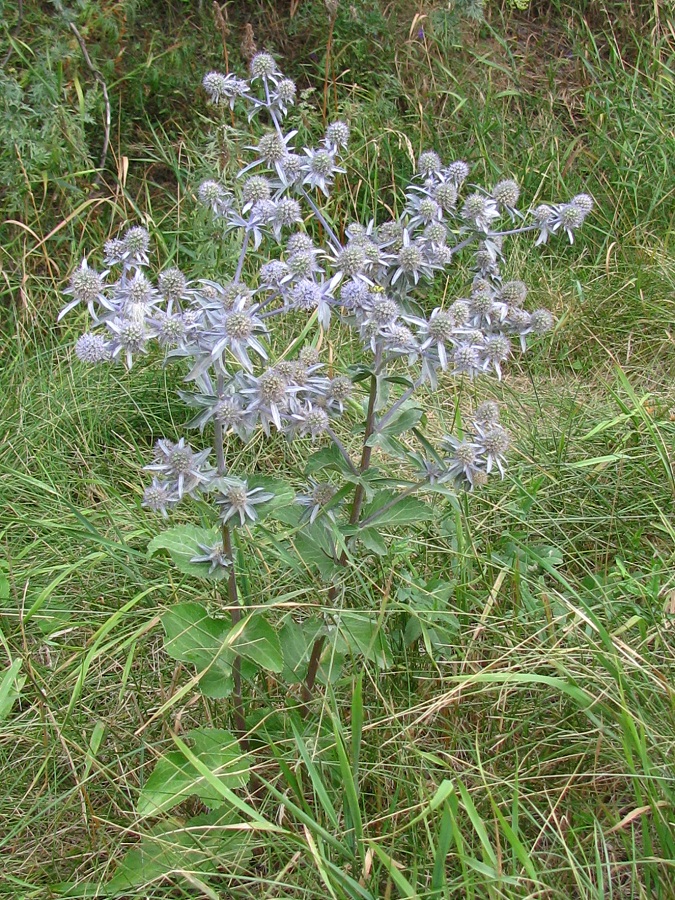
380,405,424,437
293,531,340,580
147,526,226,580
137,728,248,817
161,602,231,673
358,527,388,555
232,614,284,673
108,806,249,892
278,616,324,682
361,491,433,527
334,611,392,669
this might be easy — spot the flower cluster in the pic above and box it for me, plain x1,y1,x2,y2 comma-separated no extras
60,52,591,533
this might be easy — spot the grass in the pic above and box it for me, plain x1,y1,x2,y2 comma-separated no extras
1,0,675,897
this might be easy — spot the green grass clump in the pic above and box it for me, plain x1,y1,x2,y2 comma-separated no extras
1,0,675,897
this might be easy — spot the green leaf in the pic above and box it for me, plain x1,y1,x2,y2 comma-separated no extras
361,491,433,527
231,613,284,673
305,444,357,478
278,616,324,682
293,531,340,580
0,659,25,722
334,611,392,669
358,527,388,555
378,405,424,438
246,475,295,522
137,728,248,817
108,805,249,892
147,526,226,580
161,602,231,672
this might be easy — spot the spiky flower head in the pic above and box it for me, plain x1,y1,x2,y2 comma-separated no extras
213,397,244,429
417,150,442,176
296,479,338,523
189,542,231,575
287,233,314,255
202,71,230,103
280,153,303,183
312,482,336,506
340,279,370,308
446,160,470,184
258,132,287,165
287,250,315,279
434,181,458,210
369,294,399,325
571,193,594,215
216,477,275,526
309,149,335,176
453,345,480,375
225,310,255,341
476,424,510,473
199,180,226,206
142,478,176,518
500,280,527,306
293,403,330,439
124,226,150,257
251,199,277,224
328,374,352,402
470,292,494,316
377,220,404,249
335,244,367,277
75,333,110,363
529,308,555,334
492,179,520,207
242,176,272,205
484,334,511,360
258,368,289,405
103,238,125,266
533,204,555,226
474,400,500,425
427,310,455,342
463,193,490,219
145,437,212,498
69,263,104,304
384,324,417,352
559,204,585,231
417,197,442,223
397,242,424,274
154,312,186,348
249,52,278,79
275,197,302,227
299,345,321,367
292,279,322,310
325,121,350,150
260,260,289,287
277,78,297,104
449,300,470,326
158,267,188,302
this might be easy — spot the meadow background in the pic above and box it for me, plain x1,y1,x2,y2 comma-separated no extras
1,0,675,896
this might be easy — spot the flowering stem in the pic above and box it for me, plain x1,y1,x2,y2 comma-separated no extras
373,377,424,434
297,186,342,252
234,230,250,283
214,373,245,743
214,374,227,475
325,425,359,477
222,523,246,744
349,364,380,526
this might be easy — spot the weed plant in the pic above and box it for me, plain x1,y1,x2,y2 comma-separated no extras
1,1,675,898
